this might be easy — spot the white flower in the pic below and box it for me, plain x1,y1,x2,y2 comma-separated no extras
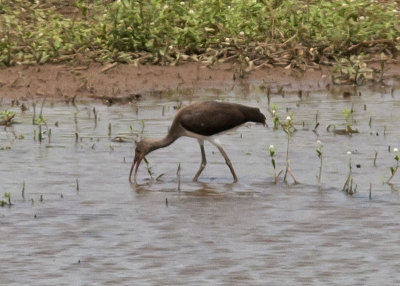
189,9,194,14
163,4,168,9
394,148,399,152
317,140,322,145
269,144,274,150
359,16,365,20
168,45,173,50
180,1,185,5
225,37,230,42
239,31,244,36
286,115,292,121
347,151,352,155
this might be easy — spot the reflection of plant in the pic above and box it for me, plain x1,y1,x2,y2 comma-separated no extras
343,151,357,195
316,140,323,185
386,148,399,184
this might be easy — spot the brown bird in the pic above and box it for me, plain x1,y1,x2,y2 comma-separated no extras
130,101,266,183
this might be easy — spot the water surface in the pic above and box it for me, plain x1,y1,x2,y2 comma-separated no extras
1,86,400,285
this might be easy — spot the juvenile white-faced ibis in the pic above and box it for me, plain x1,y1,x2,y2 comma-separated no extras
130,101,266,183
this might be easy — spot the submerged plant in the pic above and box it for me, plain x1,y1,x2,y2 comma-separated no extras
316,140,323,185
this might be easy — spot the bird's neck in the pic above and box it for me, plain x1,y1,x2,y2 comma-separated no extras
149,135,176,152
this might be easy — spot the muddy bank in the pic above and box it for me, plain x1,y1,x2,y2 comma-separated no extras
1,61,399,103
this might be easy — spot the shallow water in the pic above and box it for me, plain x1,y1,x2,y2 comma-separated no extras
1,85,400,285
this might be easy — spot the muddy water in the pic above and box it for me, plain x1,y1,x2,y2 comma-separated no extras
1,85,400,285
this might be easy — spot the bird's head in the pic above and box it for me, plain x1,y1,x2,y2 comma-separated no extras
129,138,154,183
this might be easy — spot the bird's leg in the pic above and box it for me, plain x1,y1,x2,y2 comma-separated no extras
211,139,238,183
193,139,207,182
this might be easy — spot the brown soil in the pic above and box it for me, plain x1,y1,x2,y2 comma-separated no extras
1,61,400,104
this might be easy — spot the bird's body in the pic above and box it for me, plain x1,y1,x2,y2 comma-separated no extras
130,101,266,183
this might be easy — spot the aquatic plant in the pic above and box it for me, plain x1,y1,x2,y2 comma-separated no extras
386,148,399,184
268,144,282,184
342,151,357,195
282,114,298,184
342,107,355,132
156,173,164,181
369,112,374,129
328,107,358,135
141,119,146,134
21,181,25,199
143,157,154,180
93,107,98,128
316,140,323,185
0,142,12,150
0,110,16,126
270,104,280,130
35,114,49,143
1,192,12,207
177,162,181,191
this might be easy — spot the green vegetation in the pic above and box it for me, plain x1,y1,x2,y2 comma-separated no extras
0,192,11,207
0,0,399,67
0,110,16,125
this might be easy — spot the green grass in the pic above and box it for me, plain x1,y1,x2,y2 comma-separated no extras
0,0,399,66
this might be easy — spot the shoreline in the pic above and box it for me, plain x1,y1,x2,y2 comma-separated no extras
1,61,399,103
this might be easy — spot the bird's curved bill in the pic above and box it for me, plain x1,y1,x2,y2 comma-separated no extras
129,155,143,183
